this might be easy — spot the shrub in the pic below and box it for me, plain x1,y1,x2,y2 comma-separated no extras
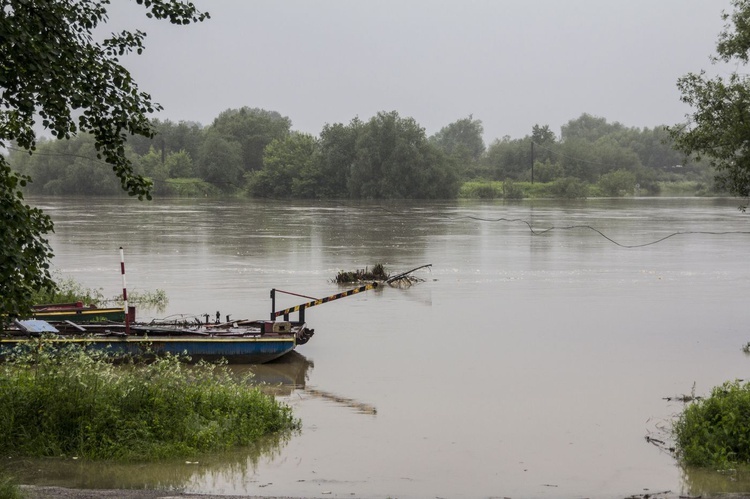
0,344,298,461
458,181,501,199
598,169,637,196
550,177,588,199
533,160,563,183
502,179,524,199
673,380,750,467
163,178,221,197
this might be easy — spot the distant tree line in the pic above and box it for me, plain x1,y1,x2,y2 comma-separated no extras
9,108,715,199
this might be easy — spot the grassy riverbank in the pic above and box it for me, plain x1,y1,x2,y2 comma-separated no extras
0,343,298,461
0,474,23,499
458,179,715,199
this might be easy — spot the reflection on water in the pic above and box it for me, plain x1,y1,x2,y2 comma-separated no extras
17,197,750,498
682,466,750,496
7,431,292,491
239,352,378,414
304,387,378,415
233,350,314,396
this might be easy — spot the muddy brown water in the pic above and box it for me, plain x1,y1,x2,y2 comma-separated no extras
7,197,750,498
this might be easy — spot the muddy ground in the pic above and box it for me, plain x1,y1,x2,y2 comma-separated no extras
20,485,750,499
22,487,309,499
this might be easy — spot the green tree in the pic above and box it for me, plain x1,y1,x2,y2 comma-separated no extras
349,111,458,199
197,131,243,190
620,126,685,170
533,159,564,183
531,124,557,145
0,0,208,320
484,136,531,181
209,107,292,174
138,146,171,196
128,119,205,160
0,162,54,321
430,115,485,178
530,124,558,173
668,0,750,202
247,133,318,198
11,134,136,196
313,119,364,197
561,113,625,142
165,150,195,178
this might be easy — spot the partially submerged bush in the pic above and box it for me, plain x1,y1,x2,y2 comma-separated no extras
673,380,750,467
0,343,298,461
334,263,389,284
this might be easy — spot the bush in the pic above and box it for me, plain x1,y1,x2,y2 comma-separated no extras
162,178,221,197
597,169,637,196
458,181,501,199
533,160,563,183
502,179,524,199
673,380,750,467
0,344,299,461
550,177,588,199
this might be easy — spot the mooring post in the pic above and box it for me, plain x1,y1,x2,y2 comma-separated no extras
299,304,305,323
270,288,276,321
119,247,130,335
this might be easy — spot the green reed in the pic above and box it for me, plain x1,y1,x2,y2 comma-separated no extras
0,342,298,461
0,473,24,499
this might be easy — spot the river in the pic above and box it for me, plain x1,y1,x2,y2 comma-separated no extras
11,196,750,498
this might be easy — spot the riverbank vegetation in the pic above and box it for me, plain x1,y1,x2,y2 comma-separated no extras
9,111,722,201
673,380,750,467
0,474,23,499
0,345,298,461
29,275,168,314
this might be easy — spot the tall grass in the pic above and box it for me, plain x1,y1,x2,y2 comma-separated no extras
0,474,24,499
31,276,105,306
0,342,298,461
30,275,168,312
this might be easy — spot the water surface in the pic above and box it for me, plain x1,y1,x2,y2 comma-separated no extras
13,197,750,498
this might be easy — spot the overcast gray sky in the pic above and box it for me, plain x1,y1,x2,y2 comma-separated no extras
110,1,733,143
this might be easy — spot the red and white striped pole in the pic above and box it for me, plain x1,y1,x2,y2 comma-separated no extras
119,246,130,334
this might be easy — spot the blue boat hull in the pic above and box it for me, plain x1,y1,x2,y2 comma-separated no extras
0,335,298,364
3,318,314,364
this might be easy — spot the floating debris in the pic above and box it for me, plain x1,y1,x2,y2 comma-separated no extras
385,264,432,287
333,263,389,284
333,263,432,288
663,382,702,403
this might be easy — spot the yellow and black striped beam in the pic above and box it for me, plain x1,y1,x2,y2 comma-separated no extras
273,282,379,318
